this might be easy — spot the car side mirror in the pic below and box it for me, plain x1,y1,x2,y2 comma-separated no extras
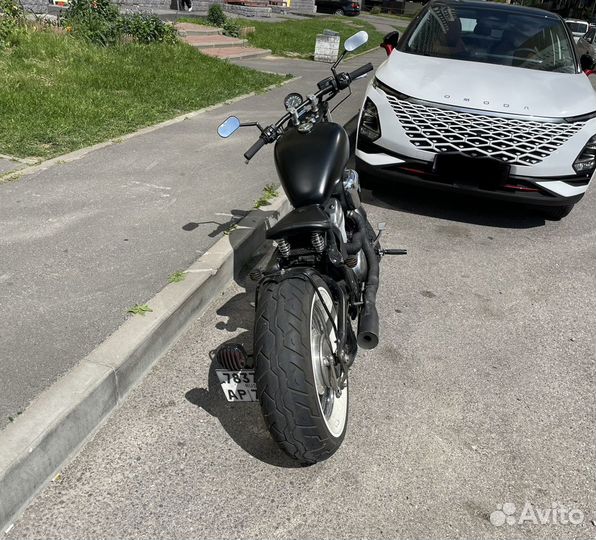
580,53,594,72
381,31,400,56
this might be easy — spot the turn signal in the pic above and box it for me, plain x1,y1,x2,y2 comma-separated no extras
214,343,250,370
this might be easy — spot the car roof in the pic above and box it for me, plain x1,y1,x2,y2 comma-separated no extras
427,0,561,20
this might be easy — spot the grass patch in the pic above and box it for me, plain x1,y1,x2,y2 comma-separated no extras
7,410,22,423
181,16,386,59
254,183,279,208
168,271,187,283
365,11,413,22
0,31,285,159
127,304,153,316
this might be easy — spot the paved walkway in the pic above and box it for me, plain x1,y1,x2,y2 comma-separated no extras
0,49,386,430
172,12,407,60
175,22,271,59
0,159,23,176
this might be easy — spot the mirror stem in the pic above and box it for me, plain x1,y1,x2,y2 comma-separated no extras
332,50,347,75
240,121,264,133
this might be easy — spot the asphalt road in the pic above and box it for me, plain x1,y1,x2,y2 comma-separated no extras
8,87,595,539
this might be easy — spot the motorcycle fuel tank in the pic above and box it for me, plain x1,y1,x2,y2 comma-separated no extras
274,122,349,208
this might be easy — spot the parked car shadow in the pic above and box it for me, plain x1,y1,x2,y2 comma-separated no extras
184,283,303,469
361,183,547,229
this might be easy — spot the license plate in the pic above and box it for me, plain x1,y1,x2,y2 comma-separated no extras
216,369,257,402
433,153,510,187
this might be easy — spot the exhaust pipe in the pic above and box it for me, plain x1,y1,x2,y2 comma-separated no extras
349,209,380,350
357,303,379,349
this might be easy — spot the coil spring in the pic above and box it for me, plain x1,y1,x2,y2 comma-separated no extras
311,232,325,253
249,268,263,282
345,256,358,268
277,238,290,257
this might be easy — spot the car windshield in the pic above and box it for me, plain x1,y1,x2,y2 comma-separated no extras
566,21,589,34
404,3,577,73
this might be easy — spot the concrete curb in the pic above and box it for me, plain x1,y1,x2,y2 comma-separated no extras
0,194,291,533
0,77,297,184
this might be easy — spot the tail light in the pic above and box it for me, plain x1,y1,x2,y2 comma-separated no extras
215,343,250,370
381,43,394,55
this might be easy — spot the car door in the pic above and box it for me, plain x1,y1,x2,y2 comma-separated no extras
315,0,331,13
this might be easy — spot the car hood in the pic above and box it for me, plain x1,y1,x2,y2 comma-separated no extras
377,51,596,118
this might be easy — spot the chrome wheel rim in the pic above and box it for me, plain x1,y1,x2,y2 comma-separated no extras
310,287,348,437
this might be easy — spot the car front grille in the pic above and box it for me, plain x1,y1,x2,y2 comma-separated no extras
384,94,585,166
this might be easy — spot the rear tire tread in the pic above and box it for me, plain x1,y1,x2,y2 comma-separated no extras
254,276,345,464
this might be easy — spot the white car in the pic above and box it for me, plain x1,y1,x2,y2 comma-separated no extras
356,0,596,219
565,18,590,42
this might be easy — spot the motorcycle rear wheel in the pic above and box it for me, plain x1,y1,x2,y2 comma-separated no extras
254,274,348,464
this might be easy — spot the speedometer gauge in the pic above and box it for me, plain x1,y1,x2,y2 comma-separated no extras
284,92,303,110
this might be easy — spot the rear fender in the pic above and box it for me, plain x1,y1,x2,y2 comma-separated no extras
266,204,330,240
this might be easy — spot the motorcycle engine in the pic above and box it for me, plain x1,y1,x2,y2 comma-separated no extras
332,170,367,282
342,169,361,211
327,199,348,243
327,198,368,280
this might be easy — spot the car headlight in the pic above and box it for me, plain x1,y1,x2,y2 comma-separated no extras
358,98,381,142
573,134,596,174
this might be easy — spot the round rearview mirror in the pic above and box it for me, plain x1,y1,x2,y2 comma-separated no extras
217,116,241,138
344,31,368,52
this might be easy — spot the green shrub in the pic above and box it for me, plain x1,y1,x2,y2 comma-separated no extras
61,0,121,46
0,0,25,49
207,4,226,27
61,0,178,46
121,13,177,44
222,20,240,38
369,5,381,14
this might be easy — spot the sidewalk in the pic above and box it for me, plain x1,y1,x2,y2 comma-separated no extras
0,50,386,430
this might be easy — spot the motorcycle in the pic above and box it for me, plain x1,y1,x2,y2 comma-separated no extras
216,31,406,464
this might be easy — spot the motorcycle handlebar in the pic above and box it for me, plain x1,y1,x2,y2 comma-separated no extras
348,63,374,82
244,137,266,161
243,62,373,161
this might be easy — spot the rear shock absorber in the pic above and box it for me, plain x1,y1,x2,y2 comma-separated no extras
311,232,325,253
276,238,290,258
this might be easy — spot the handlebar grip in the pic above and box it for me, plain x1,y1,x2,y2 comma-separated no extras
348,63,374,82
244,137,266,161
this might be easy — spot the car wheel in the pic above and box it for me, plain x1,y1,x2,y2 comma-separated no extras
542,204,574,220
334,8,345,15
